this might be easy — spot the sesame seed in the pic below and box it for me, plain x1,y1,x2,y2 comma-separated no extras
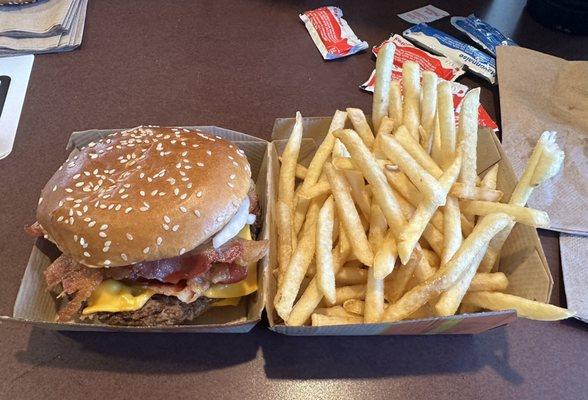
194,210,201,217
126,233,133,240
38,197,43,205
156,237,163,245
65,188,73,193
140,191,145,196
69,217,74,224
100,224,108,230
104,260,111,266
83,251,91,258
125,207,133,213
179,248,186,255
73,174,81,179
143,247,150,254
151,189,158,196
105,241,112,247
80,237,86,246
206,150,212,156
164,215,171,223
102,247,109,253
74,234,78,242
163,224,169,231
99,232,107,238
121,253,128,261
52,185,58,192
232,161,239,167
172,224,179,232
187,183,193,189
229,174,236,179
180,193,188,200
196,191,202,198
88,221,96,227
227,182,234,188
173,188,179,196
57,216,64,222
216,216,224,222
196,162,204,167
179,206,187,213
140,206,149,212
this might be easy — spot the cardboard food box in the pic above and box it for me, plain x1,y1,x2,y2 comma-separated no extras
0,126,271,333
266,117,552,335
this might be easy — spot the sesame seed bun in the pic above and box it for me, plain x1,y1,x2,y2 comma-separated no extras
36,126,252,268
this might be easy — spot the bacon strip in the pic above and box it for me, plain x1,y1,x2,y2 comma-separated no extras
44,255,103,322
24,221,44,237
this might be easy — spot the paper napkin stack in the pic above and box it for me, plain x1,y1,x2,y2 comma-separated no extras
0,0,88,55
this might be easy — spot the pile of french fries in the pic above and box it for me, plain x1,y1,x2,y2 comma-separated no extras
273,42,574,327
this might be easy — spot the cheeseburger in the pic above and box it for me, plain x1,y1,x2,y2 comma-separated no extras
26,126,268,326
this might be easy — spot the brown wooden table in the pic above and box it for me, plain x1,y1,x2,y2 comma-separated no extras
1,1,586,399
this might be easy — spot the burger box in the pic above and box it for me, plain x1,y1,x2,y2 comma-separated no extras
266,116,553,335
0,126,272,333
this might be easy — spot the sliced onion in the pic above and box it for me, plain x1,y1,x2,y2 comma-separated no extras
212,197,250,249
246,214,256,225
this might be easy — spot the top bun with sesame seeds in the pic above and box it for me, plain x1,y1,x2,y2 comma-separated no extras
36,126,252,268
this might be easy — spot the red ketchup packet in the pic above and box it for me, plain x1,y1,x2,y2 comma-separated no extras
300,6,368,60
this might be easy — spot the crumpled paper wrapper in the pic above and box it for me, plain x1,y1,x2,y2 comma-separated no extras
497,46,588,235
560,234,588,323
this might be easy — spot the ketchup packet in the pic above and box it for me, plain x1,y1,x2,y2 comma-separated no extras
373,34,465,81
300,6,368,60
360,75,498,131
403,23,496,84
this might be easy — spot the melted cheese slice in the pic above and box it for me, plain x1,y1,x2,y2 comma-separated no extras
204,224,258,299
82,225,258,314
82,280,154,315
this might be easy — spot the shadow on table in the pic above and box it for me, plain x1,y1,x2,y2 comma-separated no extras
15,324,262,374
260,323,523,383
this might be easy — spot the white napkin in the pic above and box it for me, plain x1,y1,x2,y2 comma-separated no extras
497,46,588,235
0,0,78,37
0,0,86,54
560,234,588,323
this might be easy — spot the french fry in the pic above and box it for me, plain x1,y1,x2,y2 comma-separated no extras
297,110,348,198
382,213,513,322
459,304,481,314
365,267,385,323
347,108,375,148
276,201,293,284
437,81,457,170
422,248,440,269
478,132,564,273
461,213,474,236
388,80,403,128
384,170,422,208
278,112,303,209
397,148,462,264
435,243,488,316
316,196,336,303
325,163,374,266
293,197,310,236
450,183,503,202
442,196,462,266
274,197,322,320
384,251,420,303
461,291,575,321
420,71,438,149
402,61,421,140
373,230,398,279
343,299,366,316
372,41,395,131
336,264,368,285
279,157,307,179
379,133,446,205
287,243,351,326
430,116,443,164
311,313,364,326
457,89,480,189
468,272,509,292
314,305,358,318
298,181,330,200
333,129,406,234
374,116,395,158
368,204,387,248
481,164,499,189
461,201,550,228
394,125,443,178
330,284,366,306
332,140,373,220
